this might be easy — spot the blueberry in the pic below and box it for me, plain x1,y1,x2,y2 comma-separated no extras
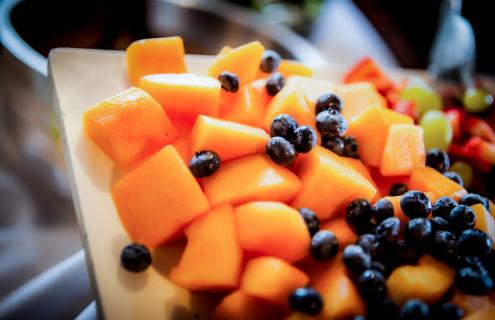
265,137,296,166
343,245,372,273
189,150,221,177
260,50,281,73
430,216,450,232
367,298,399,320
266,72,285,96
458,229,493,257
371,261,387,274
298,208,320,236
431,230,458,262
343,136,359,158
395,240,422,266
389,183,408,196
270,114,298,141
289,287,323,315
321,136,345,156
400,299,429,320
356,234,379,256
426,148,450,173
432,197,458,220
400,191,432,219
293,125,317,153
346,198,374,234
375,217,400,246
315,109,348,138
356,269,387,302
218,71,239,93
449,205,476,233
430,303,464,320
374,198,395,223
456,266,494,295
404,218,432,246
444,171,464,186
315,93,343,114
353,316,366,320
121,243,152,273
311,230,339,261
459,193,490,210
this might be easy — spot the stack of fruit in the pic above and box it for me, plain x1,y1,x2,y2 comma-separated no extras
82,37,495,319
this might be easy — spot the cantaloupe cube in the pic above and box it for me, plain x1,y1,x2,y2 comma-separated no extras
278,60,313,78
111,145,209,247
126,36,187,86
190,115,269,162
286,76,336,109
170,120,194,164
340,157,381,200
169,204,242,291
220,84,266,128
83,87,178,166
409,166,467,201
213,290,287,320
235,202,310,263
336,82,387,120
472,204,495,242
321,218,357,248
140,73,220,122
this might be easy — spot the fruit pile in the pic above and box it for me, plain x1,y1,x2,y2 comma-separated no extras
83,37,495,319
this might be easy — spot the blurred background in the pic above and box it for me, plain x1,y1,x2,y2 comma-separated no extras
0,0,494,318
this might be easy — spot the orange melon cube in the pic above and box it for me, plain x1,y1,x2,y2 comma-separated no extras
278,60,313,78
409,166,467,201
190,115,269,162
126,37,187,86
291,146,377,220
217,45,232,56
169,204,242,291
451,290,495,316
285,76,336,110
83,87,178,166
220,84,266,128
321,218,357,248
340,157,381,200
213,290,287,320
241,257,309,306
251,79,273,110
202,155,301,206
464,307,495,320
472,204,495,242
140,73,220,122
208,41,265,87
235,201,310,263
369,167,409,198
380,124,426,176
336,82,387,120
170,120,194,164
347,106,414,167
111,145,209,247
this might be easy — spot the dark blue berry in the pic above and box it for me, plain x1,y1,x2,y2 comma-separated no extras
265,137,296,166
121,243,152,273
404,218,432,246
371,261,387,274
456,266,494,295
367,298,399,320
343,136,359,158
293,125,317,153
353,316,366,320
400,191,432,219
432,197,458,220
458,229,493,257
449,205,476,233
270,114,298,141
430,216,450,232
356,234,379,256
432,230,458,262
218,71,239,93
459,193,490,210
343,245,372,274
316,109,347,138
389,183,408,196
321,136,345,156
375,217,400,246
266,72,285,96
260,50,281,73
289,287,323,315
346,198,374,234
426,148,450,173
444,171,464,186
430,303,464,320
315,93,343,114
189,150,221,177
374,198,395,223
298,208,320,236
395,240,422,266
311,230,339,261
356,269,387,302
400,299,429,320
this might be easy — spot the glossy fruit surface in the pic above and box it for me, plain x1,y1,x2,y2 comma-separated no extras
419,110,453,151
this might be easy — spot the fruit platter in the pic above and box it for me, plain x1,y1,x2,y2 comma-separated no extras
49,37,495,320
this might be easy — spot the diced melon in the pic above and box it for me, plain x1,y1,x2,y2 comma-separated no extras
278,60,313,78
251,79,273,110
235,201,310,263
111,145,209,247
126,36,187,86
202,155,301,206
451,290,495,316
286,76,336,109
369,167,409,198
220,84,266,128
83,87,178,166
336,82,387,120
321,218,357,248
169,204,242,291
340,157,381,200
409,166,467,201
140,73,220,122
213,290,287,320
170,120,193,164
241,257,309,306
291,146,377,220
472,204,495,242
190,115,269,162
464,307,495,320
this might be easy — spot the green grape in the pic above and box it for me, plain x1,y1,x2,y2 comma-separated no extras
450,161,473,188
401,83,443,116
419,110,453,151
463,88,494,113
